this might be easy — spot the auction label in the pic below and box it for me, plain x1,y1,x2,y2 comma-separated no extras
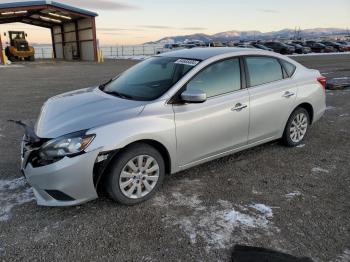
174,59,200,66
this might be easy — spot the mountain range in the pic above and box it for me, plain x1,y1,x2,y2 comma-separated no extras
147,28,349,44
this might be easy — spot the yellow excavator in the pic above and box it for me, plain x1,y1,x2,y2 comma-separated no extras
4,31,35,61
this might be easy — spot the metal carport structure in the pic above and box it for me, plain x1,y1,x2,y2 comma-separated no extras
0,0,98,64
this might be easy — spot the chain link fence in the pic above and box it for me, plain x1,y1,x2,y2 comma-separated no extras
33,44,167,59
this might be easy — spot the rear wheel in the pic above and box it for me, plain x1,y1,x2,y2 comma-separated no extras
282,107,310,147
105,143,165,205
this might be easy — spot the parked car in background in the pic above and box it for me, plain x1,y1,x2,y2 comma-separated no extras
292,41,307,46
180,44,197,49
211,42,225,47
337,41,350,51
287,43,311,54
263,41,295,54
251,43,273,51
305,41,334,53
163,43,180,50
157,43,185,54
320,41,346,52
236,44,256,49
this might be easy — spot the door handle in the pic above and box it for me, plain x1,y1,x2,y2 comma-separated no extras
231,103,247,111
282,91,295,98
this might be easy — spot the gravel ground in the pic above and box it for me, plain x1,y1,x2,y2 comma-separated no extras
0,54,349,262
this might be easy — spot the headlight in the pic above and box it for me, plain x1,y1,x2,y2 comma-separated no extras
39,131,95,160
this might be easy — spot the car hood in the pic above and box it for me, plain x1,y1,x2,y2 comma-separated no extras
35,87,145,138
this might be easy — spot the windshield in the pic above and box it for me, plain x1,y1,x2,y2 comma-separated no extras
102,56,199,101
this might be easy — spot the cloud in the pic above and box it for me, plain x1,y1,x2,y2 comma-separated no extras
98,28,129,31
258,9,278,13
60,0,139,11
98,32,128,35
181,27,207,31
139,25,175,29
98,28,144,32
138,25,206,31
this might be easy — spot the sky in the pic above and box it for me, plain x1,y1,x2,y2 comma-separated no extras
0,0,349,45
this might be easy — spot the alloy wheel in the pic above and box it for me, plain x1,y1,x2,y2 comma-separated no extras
289,113,308,143
119,155,160,199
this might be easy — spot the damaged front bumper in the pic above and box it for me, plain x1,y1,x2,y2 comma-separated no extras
21,135,100,206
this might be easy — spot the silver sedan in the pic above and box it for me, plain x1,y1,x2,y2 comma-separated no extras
20,48,326,206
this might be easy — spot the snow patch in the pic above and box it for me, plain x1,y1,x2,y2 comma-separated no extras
311,167,329,174
333,249,350,262
0,177,35,222
326,106,336,110
153,192,277,251
289,51,350,57
106,55,149,61
296,144,305,148
285,191,301,199
0,177,27,190
248,204,273,218
333,77,350,80
0,64,24,68
339,113,349,117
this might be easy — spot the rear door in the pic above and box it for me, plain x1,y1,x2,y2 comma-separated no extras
245,56,297,143
173,58,249,166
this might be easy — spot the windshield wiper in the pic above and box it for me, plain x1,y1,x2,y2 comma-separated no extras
99,78,113,90
104,91,136,100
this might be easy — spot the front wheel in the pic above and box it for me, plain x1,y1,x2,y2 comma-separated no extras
105,143,165,205
282,108,310,147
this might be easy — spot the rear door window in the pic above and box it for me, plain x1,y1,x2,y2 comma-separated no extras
245,56,283,87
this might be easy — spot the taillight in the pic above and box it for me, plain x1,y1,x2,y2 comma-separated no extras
317,76,327,89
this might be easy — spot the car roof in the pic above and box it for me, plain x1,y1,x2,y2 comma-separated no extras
158,47,261,60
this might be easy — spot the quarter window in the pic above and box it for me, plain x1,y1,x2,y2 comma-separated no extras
280,59,296,77
245,56,283,87
186,58,241,98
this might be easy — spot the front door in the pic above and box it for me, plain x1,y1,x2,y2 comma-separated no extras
173,58,250,166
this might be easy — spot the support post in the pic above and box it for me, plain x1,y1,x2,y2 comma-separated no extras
0,33,4,65
91,17,98,62
60,25,65,59
74,20,81,59
50,27,56,59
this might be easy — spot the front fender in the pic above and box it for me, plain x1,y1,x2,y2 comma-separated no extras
86,102,178,173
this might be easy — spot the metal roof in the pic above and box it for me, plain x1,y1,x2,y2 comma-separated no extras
0,1,98,28
0,1,98,17
159,47,262,60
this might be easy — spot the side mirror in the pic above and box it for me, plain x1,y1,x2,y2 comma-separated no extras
181,89,207,103
25,33,27,37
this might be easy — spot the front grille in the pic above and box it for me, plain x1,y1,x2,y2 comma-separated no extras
16,43,29,51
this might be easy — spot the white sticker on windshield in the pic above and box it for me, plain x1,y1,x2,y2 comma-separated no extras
174,59,199,66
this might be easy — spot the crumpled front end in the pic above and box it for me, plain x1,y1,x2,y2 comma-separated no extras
20,134,100,206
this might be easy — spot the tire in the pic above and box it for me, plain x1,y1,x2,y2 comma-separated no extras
5,47,16,62
105,143,165,205
282,107,310,147
29,55,35,61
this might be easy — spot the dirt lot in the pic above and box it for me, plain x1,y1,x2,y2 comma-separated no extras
0,54,349,262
